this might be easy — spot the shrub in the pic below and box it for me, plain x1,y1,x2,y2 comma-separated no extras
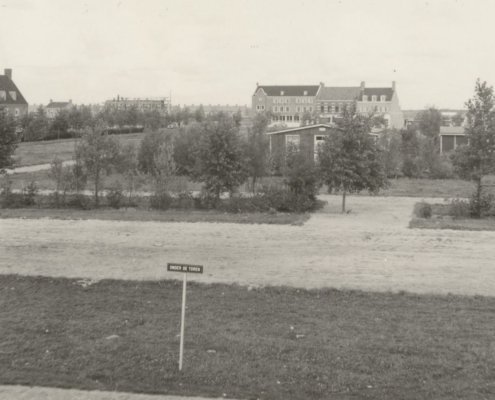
22,181,38,206
414,201,432,219
66,194,91,210
174,191,195,210
449,198,470,218
469,192,494,218
150,190,173,210
106,182,124,209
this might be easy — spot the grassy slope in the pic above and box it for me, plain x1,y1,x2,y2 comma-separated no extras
1,275,494,400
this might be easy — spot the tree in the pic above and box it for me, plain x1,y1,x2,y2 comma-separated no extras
0,110,18,171
23,107,49,141
244,113,270,192
173,123,202,176
378,129,402,178
50,110,70,139
416,107,442,141
452,111,465,127
193,116,247,200
194,105,205,123
75,127,121,206
318,105,388,212
452,79,495,217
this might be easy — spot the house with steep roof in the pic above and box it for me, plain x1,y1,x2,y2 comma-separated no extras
46,99,73,119
0,68,28,119
252,84,321,126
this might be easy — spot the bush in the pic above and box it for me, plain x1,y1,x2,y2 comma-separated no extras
66,194,91,210
469,192,494,218
174,191,195,210
449,198,470,218
150,190,173,210
106,182,124,209
414,201,432,218
0,179,38,208
22,181,38,206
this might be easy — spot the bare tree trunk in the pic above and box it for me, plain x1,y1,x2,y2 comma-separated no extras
342,189,346,213
252,176,257,194
94,171,99,207
475,177,482,218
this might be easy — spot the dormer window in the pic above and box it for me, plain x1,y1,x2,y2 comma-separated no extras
362,95,368,101
280,90,284,96
9,91,16,101
380,95,386,102
372,95,377,102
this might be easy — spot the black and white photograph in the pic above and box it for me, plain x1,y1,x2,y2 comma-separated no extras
1,0,494,399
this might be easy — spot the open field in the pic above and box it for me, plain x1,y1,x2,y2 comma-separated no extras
1,274,494,400
1,195,495,296
13,133,147,167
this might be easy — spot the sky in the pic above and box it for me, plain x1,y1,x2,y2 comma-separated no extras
1,0,495,109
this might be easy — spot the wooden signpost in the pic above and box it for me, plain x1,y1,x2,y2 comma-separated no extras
167,262,203,371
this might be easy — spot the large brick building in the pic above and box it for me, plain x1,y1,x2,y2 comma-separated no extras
0,68,28,119
252,81,404,129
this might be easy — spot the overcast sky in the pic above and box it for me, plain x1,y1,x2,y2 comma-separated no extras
1,0,494,109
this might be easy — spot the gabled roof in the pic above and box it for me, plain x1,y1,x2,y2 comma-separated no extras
0,75,28,105
255,85,320,97
266,124,333,135
47,101,71,108
362,88,394,101
317,87,361,101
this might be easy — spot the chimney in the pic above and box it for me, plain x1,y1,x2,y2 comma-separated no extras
360,81,365,90
4,69,12,80
392,81,396,91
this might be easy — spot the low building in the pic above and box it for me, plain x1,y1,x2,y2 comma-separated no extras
105,96,171,114
440,126,467,153
0,68,28,118
46,99,73,119
267,124,333,165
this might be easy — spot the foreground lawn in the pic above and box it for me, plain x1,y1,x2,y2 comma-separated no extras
1,275,494,399
0,208,309,225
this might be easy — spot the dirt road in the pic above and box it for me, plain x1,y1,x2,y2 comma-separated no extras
1,195,494,296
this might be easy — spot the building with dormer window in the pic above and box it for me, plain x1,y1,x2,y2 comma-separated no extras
0,68,28,119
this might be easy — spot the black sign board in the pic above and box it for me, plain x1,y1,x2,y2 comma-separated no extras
167,263,203,274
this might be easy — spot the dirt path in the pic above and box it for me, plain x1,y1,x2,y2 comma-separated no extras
1,195,494,296
0,385,233,400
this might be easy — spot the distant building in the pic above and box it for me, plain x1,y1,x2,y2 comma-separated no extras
46,99,73,119
252,84,320,126
183,104,250,116
0,68,28,119
105,95,171,114
252,81,404,129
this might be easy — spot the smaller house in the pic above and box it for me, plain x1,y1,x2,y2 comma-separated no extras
46,99,73,119
439,126,467,153
267,124,333,165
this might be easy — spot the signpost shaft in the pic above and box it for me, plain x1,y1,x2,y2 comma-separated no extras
179,273,187,371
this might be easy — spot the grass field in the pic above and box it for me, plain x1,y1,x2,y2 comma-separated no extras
1,275,494,400
0,208,309,225
13,133,147,167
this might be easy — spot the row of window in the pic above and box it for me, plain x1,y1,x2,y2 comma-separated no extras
273,115,299,122
272,106,313,113
361,105,389,113
270,97,314,104
362,95,387,102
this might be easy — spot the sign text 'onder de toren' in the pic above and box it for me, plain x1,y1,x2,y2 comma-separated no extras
167,263,203,274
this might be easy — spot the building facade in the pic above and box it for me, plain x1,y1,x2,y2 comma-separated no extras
252,81,404,129
46,99,73,119
0,68,28,119
252,84,321,125
105,96,171,114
